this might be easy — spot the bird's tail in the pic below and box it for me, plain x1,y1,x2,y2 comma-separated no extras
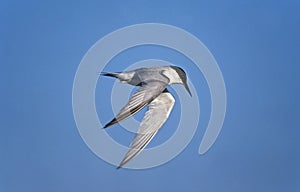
100,72,120,78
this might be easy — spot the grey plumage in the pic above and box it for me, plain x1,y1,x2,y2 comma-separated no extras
117,91,175,169
101,65,191,168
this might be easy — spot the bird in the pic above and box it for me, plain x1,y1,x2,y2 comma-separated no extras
101,66,192,169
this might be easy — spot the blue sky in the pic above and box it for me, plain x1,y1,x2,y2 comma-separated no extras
1,0,300,191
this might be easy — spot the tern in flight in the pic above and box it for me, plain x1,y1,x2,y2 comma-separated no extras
101,66,192,169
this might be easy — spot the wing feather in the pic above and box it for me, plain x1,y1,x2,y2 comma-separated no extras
117,91,175,168
103,81,168,128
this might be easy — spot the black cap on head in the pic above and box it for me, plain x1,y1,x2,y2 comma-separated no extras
170,66,192,96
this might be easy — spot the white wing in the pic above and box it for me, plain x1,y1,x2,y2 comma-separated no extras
103,81,167,128
117,91,175,168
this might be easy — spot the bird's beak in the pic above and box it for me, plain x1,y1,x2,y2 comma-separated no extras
183,81,192,97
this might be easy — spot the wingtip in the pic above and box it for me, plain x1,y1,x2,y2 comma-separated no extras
116,165,122,170
117,161,126,170
101,124,108,129
102,118,118,129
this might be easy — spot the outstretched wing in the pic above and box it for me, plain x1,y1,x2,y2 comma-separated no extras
103,81,168,128
117,90,175,169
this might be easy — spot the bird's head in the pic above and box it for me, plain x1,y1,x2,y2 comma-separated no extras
169,66,192,97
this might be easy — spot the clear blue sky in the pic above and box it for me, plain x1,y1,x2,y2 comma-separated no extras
1,0,300,191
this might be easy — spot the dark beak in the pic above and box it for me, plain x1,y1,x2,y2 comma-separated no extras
183,81,192,97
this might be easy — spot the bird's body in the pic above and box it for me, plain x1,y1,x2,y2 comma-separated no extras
102,66,190,86
101,66,191,168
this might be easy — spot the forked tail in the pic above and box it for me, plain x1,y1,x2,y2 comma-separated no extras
100,72,120,78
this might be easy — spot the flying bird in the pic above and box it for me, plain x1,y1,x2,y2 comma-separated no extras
101,66,192,169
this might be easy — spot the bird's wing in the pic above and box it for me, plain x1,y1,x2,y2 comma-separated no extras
103,81,168,128
117,90,175,168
